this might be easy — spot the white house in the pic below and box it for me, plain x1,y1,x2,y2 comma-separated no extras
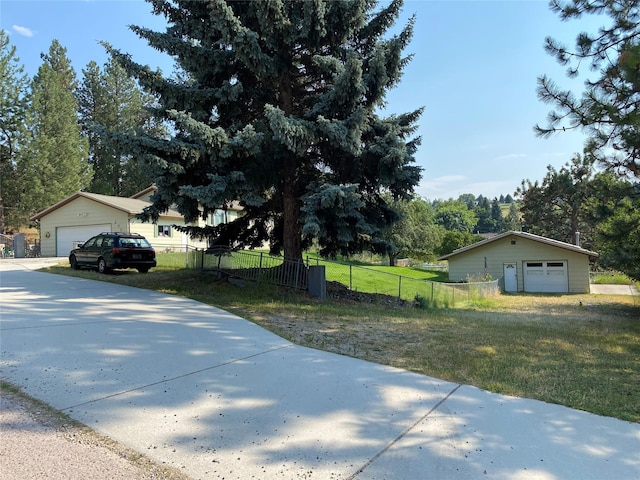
30,187,241,257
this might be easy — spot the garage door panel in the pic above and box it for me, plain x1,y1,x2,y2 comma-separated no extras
57,225,111,257
524,261,568,293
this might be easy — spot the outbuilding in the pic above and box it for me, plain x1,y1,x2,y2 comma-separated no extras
438,231,599,294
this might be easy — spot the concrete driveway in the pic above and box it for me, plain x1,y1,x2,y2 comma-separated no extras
1,261,638,479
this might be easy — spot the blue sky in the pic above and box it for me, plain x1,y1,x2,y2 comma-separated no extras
2,0,602,200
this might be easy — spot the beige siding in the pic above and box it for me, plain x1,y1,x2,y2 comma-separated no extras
39,198,129,256
128,218,208,251
447,234,591,293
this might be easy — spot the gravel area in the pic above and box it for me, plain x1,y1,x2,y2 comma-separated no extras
0,387,190,480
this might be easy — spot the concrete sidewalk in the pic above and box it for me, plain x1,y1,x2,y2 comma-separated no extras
590,283,639,295
1,265,638,479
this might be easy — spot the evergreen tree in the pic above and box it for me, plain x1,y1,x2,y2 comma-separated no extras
536,0,640,178
490,197,503,232
584,171,640,278
18,40,90,221
0,31,30,231
503,202,521,231
516,152,596,248
78,58,165,196
474,196,492,233
107,0,422,261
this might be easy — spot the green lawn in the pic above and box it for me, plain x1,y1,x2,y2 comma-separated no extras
42,264,640,423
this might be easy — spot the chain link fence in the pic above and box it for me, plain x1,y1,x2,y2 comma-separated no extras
154,244,202,270
181,249,499,306
308,257,499,306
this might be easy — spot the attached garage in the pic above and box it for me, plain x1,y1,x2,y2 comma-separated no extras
56,224,111,257
438,231,599,294
30,190,186,257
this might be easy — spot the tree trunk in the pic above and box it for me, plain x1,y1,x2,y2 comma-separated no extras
282,175,302,263
388,252,396,266
0,193,5,234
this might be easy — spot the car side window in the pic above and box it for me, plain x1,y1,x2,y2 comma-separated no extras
83,237,97,248
103,237,114,248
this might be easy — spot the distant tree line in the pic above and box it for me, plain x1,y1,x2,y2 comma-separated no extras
0,30,164,231
382,193,519,265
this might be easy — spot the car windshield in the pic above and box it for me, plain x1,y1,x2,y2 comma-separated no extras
119,237,152,248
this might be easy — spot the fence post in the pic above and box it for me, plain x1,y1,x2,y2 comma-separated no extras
200,249,204,272
398,276,402,299
349,265,353,290
431,282,434,302
258,252,263,286
295,259,301,289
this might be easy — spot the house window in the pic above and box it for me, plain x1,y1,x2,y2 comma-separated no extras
212,210,226,227
157,225,172,237
208,209,239,227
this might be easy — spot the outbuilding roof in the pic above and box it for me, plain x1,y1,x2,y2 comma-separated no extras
437,230,599,260
30,191,183,221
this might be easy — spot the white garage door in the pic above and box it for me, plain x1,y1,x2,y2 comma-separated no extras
524,261,568,293
56,225,111,257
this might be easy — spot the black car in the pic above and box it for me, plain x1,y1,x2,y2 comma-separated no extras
69,232,156,273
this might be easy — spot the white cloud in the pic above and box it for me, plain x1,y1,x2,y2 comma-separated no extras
492,153,526,162
430,175,466,184
12,25,35,38
416,175,468,200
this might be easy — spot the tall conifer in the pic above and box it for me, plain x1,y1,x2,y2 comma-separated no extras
19,40,90,219
110,0,422,261
78,58,165,196
0,31,30,231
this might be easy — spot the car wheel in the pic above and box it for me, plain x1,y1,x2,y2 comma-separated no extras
69,255,79,270
137,267,149,273
97,258,109,274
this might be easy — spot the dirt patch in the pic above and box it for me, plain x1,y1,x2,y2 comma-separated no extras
326,281,414,308
0,385,190,480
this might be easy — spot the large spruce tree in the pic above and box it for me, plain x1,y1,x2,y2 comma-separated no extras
109,0,422,261
516,153,597,249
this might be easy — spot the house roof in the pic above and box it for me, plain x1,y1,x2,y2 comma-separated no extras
437,230,599,260
130,185,244,211
30,191,183,221
130,185,157,200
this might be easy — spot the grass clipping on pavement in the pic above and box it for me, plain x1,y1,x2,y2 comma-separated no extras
45,266,640,423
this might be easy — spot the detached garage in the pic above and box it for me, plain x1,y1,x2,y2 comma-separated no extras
438,231,599,294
